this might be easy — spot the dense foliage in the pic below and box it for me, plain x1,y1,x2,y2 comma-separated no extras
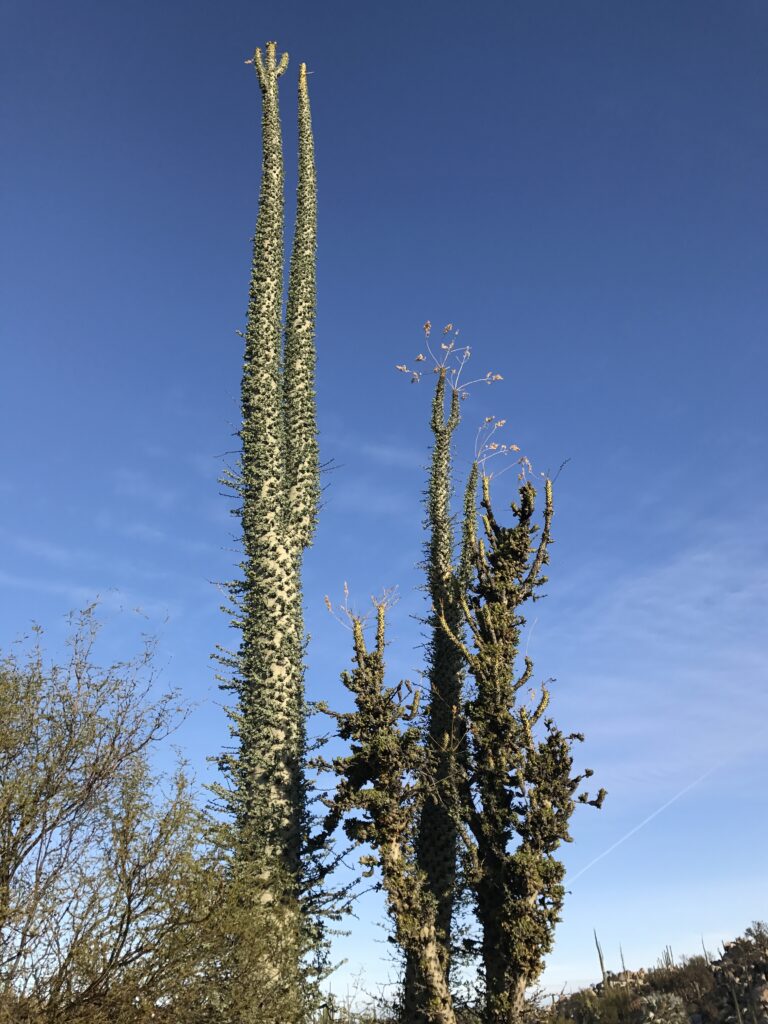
0,610,303,1024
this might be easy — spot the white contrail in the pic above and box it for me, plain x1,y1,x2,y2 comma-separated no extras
569,763,718,883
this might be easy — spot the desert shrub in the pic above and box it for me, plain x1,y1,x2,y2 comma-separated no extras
0,609,308,1024
710,922,768,1024
548,924,768,1024
643,955,717,1023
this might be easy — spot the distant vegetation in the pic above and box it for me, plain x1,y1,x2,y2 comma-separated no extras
548,922,768,1024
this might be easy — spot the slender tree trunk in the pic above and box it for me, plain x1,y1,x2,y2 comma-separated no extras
217,47,320,1011
282,62,320,878
283,61,319,558
479,876,535,1024
404,369,464,1020
234,40,302,879
382,842,457,1024
223,44,319,886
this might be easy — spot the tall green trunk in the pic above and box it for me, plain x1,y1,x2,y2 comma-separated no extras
217,40,319,919
404,368,464,1021
283,65,320,873
235,40,300,877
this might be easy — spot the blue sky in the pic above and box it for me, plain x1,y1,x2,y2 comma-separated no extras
2,0,767,999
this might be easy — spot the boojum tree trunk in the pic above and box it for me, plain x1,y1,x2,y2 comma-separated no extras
217,42,319,966
282,62,320,861
404,367,466,1022
234,39,300,881
441,474,604,1024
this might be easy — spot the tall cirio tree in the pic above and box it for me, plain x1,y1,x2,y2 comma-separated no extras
404,357,466,1022
218,39,319,936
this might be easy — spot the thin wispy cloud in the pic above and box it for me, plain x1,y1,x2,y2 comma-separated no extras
326,431,427,471
0,570,94,606
118,520,218,555
91,510,221,557
325,475,415,519
1,530,78,566
524,506,768,972
0,570,180,620
110,467,180,511
546,509,768,790
120,521,167,543
355,441,426,470
140,442,225,481
0,525,181,584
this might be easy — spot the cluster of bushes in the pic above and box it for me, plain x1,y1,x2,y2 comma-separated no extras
549,923,768,1024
